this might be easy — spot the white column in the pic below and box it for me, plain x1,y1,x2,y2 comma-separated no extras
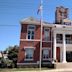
62,33,66,63
53,32,56,62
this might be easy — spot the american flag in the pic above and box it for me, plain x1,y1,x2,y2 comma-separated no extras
37,4,42,14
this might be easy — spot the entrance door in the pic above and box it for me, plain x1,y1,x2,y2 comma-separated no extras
56,47,60,62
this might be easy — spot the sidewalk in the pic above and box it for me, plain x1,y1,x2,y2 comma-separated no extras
14,68,72,72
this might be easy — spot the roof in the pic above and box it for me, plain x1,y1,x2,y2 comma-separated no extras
20,17,55,27
20,17,40,25
20,17,72,28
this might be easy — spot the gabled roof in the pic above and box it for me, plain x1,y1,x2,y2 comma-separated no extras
20,17,55,27
20,17,41,25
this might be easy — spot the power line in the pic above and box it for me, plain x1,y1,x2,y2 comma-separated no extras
0,25,19,27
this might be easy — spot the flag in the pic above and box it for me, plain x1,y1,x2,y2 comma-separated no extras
37,4,42,14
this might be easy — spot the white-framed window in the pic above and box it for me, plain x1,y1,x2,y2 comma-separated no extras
42,48,50,60
27,25,35,39
65,34,72,44
56,34,63,43
24,47,34,60
44,28,50,41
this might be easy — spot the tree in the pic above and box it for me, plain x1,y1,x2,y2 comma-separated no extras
5,45,19,67
0,57,14,68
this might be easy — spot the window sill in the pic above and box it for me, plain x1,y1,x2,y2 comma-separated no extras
20,39,40,41
24,59,33,61
42,58,51,61
42,41,53,42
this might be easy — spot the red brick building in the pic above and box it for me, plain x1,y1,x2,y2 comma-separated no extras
17,6,72,66
17,17,53,66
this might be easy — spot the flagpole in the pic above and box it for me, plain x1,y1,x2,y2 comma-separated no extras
40,0,43,70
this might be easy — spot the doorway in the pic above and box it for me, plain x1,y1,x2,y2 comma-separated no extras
56,47,60,62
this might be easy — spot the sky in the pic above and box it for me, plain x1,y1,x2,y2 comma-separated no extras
0,0,72,51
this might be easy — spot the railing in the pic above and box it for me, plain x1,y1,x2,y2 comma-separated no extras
56,39,63,44
56,39,72,44
66,40,72,44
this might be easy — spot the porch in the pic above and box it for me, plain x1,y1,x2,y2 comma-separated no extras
53,25,72,63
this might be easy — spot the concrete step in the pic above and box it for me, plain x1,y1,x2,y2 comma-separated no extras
54,62,72,69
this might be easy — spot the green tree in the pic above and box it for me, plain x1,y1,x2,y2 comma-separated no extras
5,45,19,67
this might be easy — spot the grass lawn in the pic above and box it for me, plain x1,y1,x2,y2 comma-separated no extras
0,68,50,72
